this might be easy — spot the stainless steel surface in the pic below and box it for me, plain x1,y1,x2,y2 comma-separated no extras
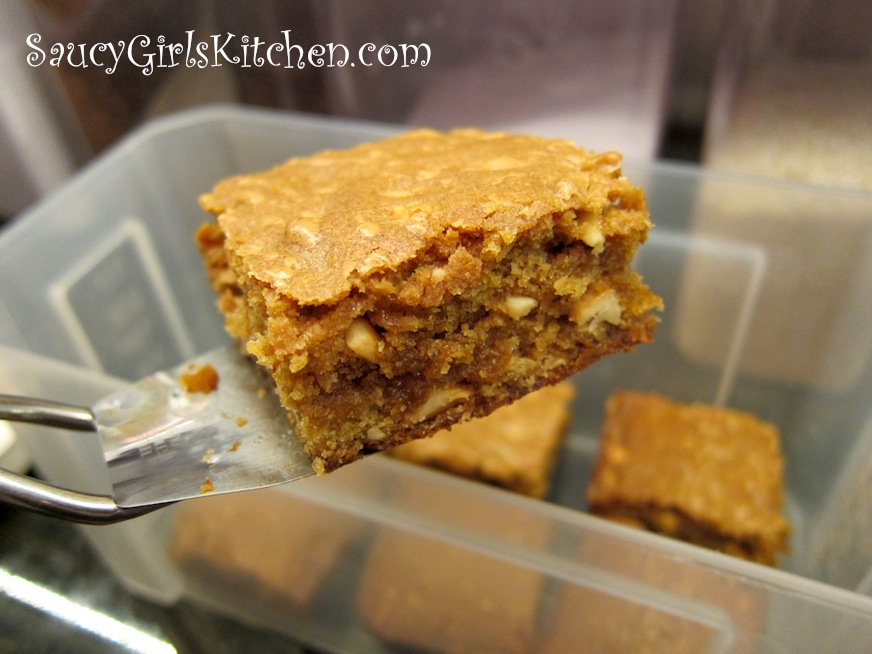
96,345,314,507
0,394,96,431
0,468,162,524
0,345,316,522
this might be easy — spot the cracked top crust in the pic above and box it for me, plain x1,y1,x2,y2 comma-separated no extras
199,128,649,305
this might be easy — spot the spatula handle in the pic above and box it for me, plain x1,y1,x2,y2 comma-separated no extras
0,394,97,431
0,467,166,524
0,394,168,523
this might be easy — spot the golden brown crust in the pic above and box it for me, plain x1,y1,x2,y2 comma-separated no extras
389,382,575,498
587,390,790,565
198,129,662,473
200,130,650,305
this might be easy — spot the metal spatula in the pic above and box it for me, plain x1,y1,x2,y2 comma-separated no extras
0,346,316,523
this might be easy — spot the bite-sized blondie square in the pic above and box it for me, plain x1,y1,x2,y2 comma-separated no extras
586,390,790,565
356,487,550,654
389,382,574,498
169,486,359,612
198,128,661,474
537,536,764,654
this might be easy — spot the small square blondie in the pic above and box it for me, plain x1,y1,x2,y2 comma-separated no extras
169,488,358,611
389,382,574,498
587,390,790,565
356,486,550,654
198,129,661,474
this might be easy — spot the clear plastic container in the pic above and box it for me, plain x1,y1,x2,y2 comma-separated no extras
313,0,678,161
3,106,872,652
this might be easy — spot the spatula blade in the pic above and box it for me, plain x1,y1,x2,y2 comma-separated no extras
93,345,314,507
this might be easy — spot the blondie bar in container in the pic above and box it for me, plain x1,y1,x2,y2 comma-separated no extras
587,390,791,566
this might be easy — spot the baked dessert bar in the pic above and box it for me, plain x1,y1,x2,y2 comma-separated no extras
356,486,549,654
586,390,790,565
389,382,574,498
537,536,763,654
169,487,359,612
197,128,661,474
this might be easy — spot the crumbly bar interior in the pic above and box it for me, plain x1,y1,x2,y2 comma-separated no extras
198,130,661,474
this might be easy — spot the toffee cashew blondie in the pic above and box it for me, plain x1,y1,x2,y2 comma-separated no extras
587,390,790,566
197,128,661,474
389,382,575,498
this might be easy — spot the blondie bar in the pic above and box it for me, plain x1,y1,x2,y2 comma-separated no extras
198,129,661,473
587,390,790,565
389,382,574,498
